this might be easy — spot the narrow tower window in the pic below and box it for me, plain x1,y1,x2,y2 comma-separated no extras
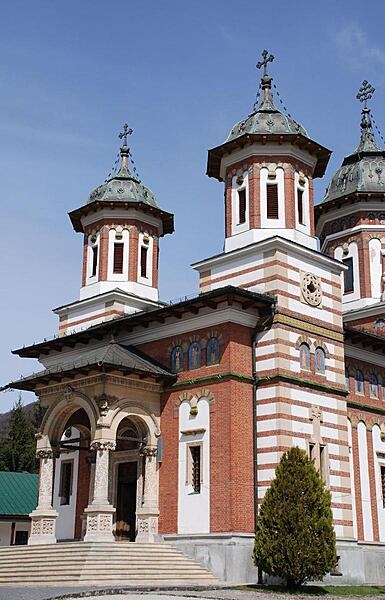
381,465,385,508
91,246,98,277
342,257,354,293
266,184,279,219
190,446,201,493
297,188,304,225
238,189,246,224
140,246,148,278
113,243,124,274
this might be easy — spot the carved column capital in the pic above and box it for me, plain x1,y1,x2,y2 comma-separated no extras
36,449,54,460
90,441,116,452
141,445,157,458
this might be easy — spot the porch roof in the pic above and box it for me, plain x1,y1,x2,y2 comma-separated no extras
3,342,176,392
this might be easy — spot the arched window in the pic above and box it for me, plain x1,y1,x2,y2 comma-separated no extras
299,343,310,370
370,373,379,398
170,346,184,373
188,342,201,370
354,369,364,394
314,347,326,374
345,367,350,390
206,337,220,366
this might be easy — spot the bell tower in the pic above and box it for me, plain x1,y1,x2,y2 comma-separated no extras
316,81,385,322
204,51,330,259
55,125,174,336
194,51,331,294
193,52,354,543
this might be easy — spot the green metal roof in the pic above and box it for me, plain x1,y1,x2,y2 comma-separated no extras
0,472,38,516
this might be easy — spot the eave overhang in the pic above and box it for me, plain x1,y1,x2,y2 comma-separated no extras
206,133,331,181
344,325,385,353
315,191,385,224
13,286,276,359
69,200,174,236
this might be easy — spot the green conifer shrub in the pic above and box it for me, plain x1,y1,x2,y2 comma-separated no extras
0,396,38,473
253,446,336,588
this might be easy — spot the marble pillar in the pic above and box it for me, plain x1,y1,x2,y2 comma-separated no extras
83,441,116,542
136,446,160,542
28,450,58,545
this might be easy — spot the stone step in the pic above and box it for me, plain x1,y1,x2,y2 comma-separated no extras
0,542,217,586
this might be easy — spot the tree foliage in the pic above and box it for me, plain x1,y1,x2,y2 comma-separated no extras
0,396,38,473
253,446,336,588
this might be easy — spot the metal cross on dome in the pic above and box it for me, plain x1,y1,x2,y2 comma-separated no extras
118,123,133,147
356,80,375,108
256,49,274,77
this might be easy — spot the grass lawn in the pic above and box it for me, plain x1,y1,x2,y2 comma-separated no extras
236,585,385,596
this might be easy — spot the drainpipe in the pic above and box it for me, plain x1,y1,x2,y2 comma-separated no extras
252,299,276,585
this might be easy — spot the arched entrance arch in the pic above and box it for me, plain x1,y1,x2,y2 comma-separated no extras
30,392,161,545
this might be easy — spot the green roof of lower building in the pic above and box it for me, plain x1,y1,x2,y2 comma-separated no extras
0,471,38,516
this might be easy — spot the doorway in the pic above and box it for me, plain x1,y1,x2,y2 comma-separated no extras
116,462,137,541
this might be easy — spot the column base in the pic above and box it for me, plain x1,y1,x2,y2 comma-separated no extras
136,510,160,543
83,504,116,542
28,508,58,545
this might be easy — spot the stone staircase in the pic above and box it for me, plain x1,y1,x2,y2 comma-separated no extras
0,542,218,586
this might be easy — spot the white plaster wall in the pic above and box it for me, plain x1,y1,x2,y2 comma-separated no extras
178,398,210,534
369,238,382,300
357,421,373,541
0,523,11,546
0,522,31,546
294,172,310,236
137,233,153,287
53,428,80,541
107,228,129,281
372,425,385,542
335,242,360,303
231,171,249,236
348,420,358,540
260,167,285,229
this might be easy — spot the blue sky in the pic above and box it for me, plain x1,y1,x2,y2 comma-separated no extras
1,0,385,411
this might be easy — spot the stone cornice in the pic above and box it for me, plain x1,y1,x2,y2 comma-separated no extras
38,374,162,398
273,312,344,343
256,373,348,396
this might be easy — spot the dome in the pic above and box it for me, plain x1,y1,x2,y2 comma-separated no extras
88,147,158,208
225,73,308,143
323,84,385,204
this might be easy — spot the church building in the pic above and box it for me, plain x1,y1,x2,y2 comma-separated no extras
4,53,385,585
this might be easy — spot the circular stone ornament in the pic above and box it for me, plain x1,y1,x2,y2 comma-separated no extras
301,272,322,306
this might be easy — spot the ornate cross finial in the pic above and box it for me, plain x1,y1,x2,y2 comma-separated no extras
256,49,274,77
118,123,133,147
356,80,375,109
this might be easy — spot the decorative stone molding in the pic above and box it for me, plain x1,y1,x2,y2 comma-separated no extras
348,410,385,430
313,339,330,358
175,388,215,416
39,374,162,399
28,512,58,545
300,272,322,307
36,449,54,460
90,441,116,452
62,385,74,402
83,508,115,542
295,335,311,350
95,393,110,417
141,445,157,457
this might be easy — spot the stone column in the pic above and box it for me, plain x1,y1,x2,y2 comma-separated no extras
28,450,58,545
136,446,160,542
83,441,116,542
